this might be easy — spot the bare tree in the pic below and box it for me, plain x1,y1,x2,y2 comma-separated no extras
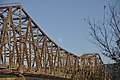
88,3,120,63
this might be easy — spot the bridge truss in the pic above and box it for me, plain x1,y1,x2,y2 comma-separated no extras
0,4,108,80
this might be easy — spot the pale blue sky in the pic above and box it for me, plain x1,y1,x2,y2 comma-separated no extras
0,0,118,63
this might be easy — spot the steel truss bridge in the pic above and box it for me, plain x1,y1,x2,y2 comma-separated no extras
0,3,108,80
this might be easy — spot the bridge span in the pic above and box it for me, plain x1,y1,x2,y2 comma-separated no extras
0,4,108,80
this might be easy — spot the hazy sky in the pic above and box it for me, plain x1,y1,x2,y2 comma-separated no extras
0,0,118,63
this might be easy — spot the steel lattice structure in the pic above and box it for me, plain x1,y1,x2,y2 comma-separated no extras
0,4,108,80
78,54,106,79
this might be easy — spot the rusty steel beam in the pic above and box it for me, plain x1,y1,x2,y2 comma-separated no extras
0,4,109,80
